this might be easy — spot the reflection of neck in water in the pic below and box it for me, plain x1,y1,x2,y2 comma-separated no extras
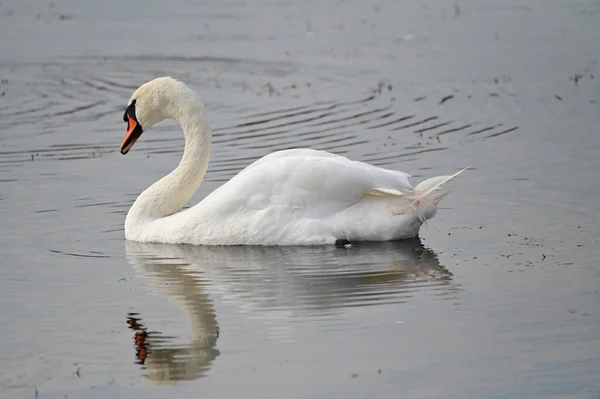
125,242,219,385
125,238,456,383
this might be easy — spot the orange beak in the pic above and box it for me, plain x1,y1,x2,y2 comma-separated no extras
120,114,143,154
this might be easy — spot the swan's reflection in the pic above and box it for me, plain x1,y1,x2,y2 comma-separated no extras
125,238,456,384
124,244,219,385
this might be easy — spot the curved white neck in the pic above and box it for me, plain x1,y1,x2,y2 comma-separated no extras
125,100,211,228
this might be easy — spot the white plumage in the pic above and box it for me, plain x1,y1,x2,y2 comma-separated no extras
119,77,466,245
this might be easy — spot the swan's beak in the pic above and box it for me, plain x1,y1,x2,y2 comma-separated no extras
120,114,144,155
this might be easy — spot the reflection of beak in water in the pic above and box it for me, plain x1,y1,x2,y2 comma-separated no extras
124,245,219,385
125,238,458,384
126,313,149,364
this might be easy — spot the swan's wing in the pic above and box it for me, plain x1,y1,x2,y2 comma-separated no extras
203,152,414,216
244,148,349,171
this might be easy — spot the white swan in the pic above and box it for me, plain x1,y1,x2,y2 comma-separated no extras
119,77,466,246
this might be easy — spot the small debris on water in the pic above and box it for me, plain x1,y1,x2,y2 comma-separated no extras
439,94,454,104
570,74,583,86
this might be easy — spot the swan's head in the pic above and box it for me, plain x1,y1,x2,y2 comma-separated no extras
120,77,195,154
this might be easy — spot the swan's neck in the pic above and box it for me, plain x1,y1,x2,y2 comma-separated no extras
126,102,211,227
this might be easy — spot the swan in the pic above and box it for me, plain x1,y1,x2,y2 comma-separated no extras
119,77,466,246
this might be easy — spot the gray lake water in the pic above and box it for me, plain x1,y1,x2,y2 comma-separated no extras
1,0,600,398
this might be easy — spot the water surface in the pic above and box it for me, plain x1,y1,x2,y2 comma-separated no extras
1,0,600,398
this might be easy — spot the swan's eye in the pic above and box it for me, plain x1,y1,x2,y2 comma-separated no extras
123,99,137,122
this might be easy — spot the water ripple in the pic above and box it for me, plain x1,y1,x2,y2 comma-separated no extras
0,58,518,182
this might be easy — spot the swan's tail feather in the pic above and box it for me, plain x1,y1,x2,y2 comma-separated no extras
413,166,469,202
406,167,469,223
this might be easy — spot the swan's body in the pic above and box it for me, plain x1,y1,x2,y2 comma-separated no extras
119,77,465,246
